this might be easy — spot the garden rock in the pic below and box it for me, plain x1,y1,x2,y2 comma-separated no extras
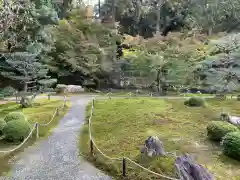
175,154,215,180
66,85,84,93
140,136,166,157
20,97,33,108
55,84,67,94
220,112,240,125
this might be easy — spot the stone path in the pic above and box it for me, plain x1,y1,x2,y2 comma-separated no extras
5,95,112,180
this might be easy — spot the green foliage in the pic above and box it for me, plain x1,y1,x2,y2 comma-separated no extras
0,86,16,97
4,112,26,123
222,132,240,160
207,121,239,141
48,9,120,80
184,97,206,107
0,119,7,135
2,119,31,142
0,52,57,92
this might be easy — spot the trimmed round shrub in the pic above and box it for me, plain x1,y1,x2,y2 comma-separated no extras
0,119,7,136
184,97,206,107
2,120,31,142
4,112,26,123
222,132,240,160
207,121,239,141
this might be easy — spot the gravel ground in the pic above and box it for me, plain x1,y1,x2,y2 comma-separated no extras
2,95,112,180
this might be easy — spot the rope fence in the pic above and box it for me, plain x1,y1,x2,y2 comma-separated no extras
0,95,67,154
88,94,180,180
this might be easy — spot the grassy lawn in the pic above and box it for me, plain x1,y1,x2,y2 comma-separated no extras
0,98,71,176
79,97,240,180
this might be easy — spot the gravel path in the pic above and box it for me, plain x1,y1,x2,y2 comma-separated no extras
6,95,112,180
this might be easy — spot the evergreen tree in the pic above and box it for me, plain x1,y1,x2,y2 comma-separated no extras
0,52,57,92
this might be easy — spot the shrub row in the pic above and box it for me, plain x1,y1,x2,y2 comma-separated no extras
207,121,240,161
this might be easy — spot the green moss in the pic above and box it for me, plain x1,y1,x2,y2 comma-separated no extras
79,98,240,180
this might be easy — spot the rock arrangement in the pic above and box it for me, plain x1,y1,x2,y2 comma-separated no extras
140,136,215,180
140,136,166,157
65,85,84,93
56,84,84,93
220,112,240,125
175,154,215,180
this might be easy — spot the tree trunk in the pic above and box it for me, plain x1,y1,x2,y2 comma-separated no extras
98,0,101,18
112,0,115,25
23,82,28,92
156,70,164,95
208,27,212,36
155,0,162,35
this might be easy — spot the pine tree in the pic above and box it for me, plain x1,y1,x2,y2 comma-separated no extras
0,52,57,92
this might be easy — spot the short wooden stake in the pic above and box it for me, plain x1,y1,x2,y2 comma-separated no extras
122,157,126,177
36,123,39,138
56,108,59,116
48,94,51,100
90,139,94,155
63,96,66,107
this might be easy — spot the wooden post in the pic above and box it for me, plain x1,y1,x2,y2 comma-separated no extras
36,123,39,138
122,157,126,177
48,94,51,100
63,95,66,107
93,98,95,106
56,108,59,116
90,139,94,155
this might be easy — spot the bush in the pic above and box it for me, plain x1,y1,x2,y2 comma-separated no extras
4,112,26,123
55,84,67,94
0,86,17,97
0,119,7,136
207,121,239,141
222,132,240,160
184,97,206,107
237,95,240,101
2,120,31,142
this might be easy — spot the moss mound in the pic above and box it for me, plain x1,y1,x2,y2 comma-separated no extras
4,112,26,123
207,121,239,141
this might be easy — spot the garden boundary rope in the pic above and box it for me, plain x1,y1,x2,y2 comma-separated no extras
88,92,180,180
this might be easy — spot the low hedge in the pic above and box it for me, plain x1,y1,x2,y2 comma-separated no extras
207,121,239,141
222,132,240,160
